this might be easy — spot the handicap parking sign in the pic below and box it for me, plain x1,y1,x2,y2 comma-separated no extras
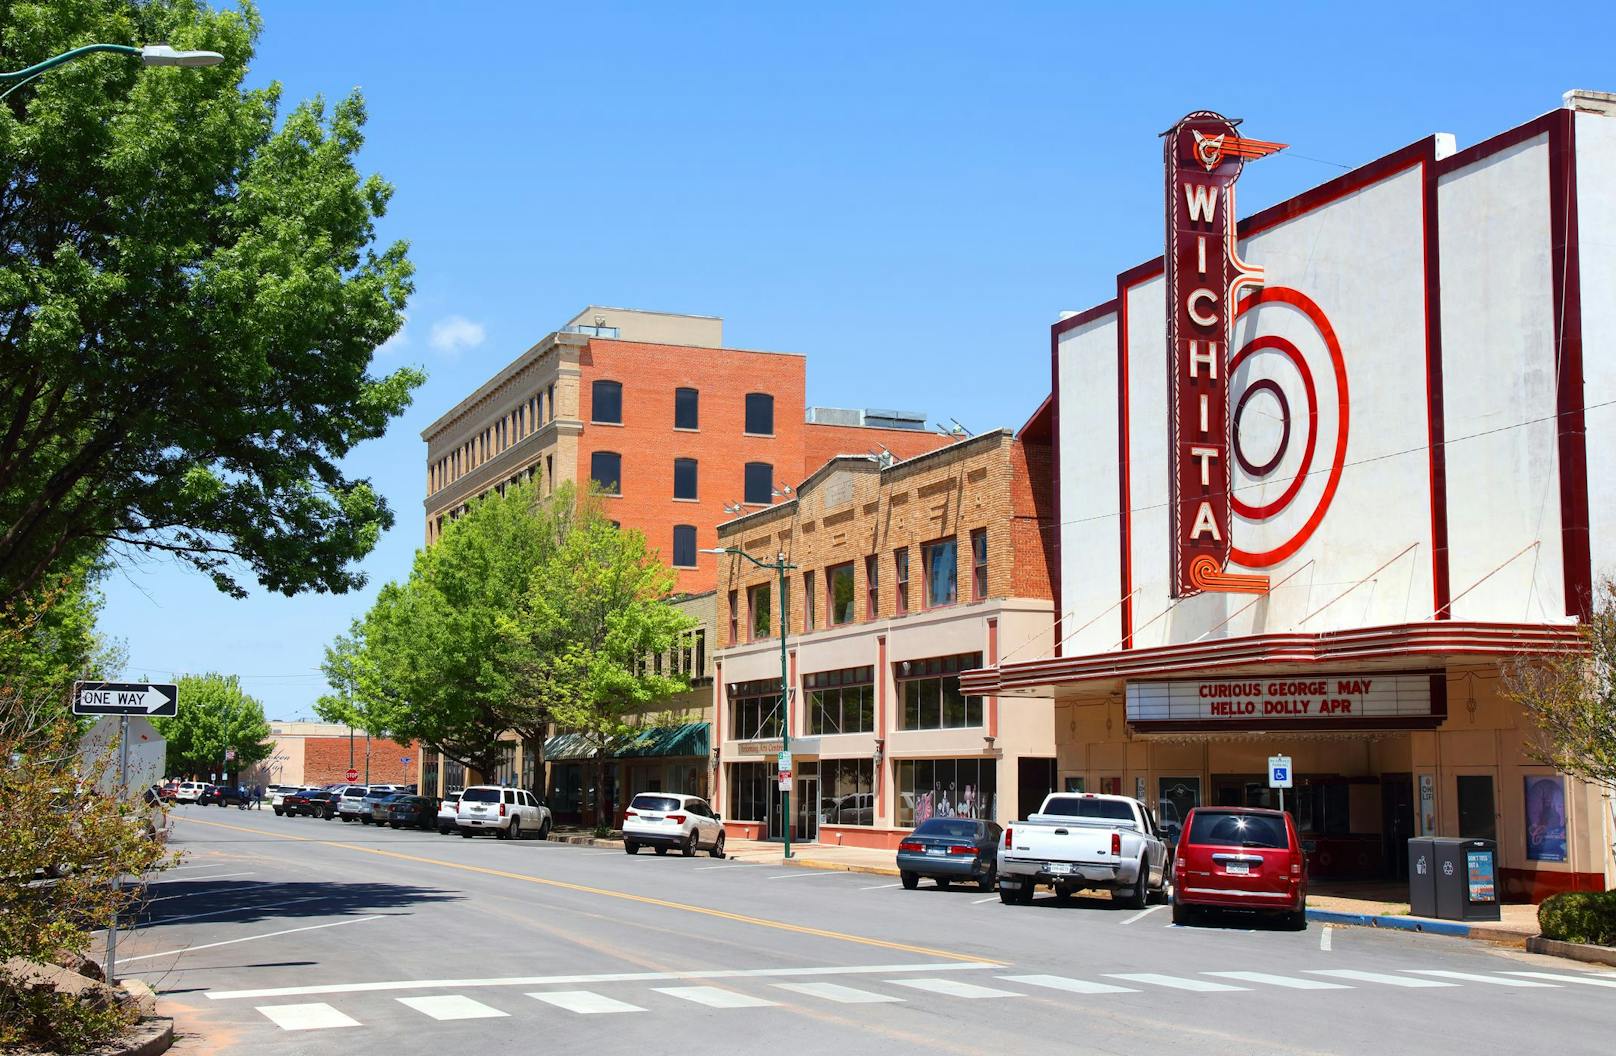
1268,755,1293,789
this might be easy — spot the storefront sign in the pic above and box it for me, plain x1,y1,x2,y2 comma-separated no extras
1164,111,1284,597
739,740,784,755
1418,774,1436,835
1126,674,1437,726
1524,775,1568,862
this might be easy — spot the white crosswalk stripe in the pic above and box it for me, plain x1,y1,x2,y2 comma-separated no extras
773,982,903,1004
1404,970,1559,987
1306,970,1457,988
654,986,778,1008
1000,974,1137,995
1206,972,1352,990
1106,973,1247,992
396,995,508,1020
528,991,647,1014
889,978,1024,999
256,1003,360,1030
1501,971,1616,988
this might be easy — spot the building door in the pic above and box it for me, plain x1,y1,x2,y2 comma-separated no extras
1456,774,1497,841
1018,757,1057,818
1382,774,1415,880
797,774,818,843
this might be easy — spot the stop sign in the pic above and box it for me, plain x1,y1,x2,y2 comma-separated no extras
345,768,359,782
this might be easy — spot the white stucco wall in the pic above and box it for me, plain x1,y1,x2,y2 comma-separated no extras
1056,314,1122,653
1577,112,1616,588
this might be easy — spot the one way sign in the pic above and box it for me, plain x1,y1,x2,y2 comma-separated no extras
73,681,178,717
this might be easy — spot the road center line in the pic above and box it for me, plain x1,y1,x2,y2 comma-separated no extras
1120,905,1166,925
119,915,382,964
177,815,992,965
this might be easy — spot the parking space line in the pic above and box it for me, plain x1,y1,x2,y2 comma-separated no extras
971,896,998,904
696,863,759,871
136,895,322,929
860,883,900,890
765,871,848,880
1320,926,1332,951
1120,905,1166,925
164,871,256,882
121,915,383,964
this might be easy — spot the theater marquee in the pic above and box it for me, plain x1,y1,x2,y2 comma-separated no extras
1126,673,1444,730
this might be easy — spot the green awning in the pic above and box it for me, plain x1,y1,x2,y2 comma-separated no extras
542,722,709,762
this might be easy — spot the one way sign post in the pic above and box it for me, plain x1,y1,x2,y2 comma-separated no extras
73,681,178,718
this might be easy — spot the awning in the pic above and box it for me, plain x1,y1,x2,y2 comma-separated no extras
543,722,710,762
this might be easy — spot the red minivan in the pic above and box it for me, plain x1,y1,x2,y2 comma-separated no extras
1171,806,1307,929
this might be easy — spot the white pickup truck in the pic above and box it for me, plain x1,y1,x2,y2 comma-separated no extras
997,792,1172,907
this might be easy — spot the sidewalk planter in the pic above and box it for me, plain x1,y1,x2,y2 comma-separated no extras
1525,935,1616,968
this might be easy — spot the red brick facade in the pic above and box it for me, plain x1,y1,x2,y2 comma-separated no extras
800,422,951,479
303,736,421,786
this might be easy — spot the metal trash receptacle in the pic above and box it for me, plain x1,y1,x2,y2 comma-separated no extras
1407,837,1437,918
1432,837,1501,921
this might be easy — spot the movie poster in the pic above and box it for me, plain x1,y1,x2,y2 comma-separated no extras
1524,776,1567,862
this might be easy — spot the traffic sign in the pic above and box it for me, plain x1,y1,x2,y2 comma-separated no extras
401,756,411,765
777,768,792,790
345,768,359,782
1268,755,1293,789
72,681,177,717
225,749,236,761
777,751,792,769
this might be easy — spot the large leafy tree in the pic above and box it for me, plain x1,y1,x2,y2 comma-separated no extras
0,0,420,607
151,671,271,780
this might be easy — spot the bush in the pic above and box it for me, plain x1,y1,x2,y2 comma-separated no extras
1538,889,1616,946
0,972,137,1052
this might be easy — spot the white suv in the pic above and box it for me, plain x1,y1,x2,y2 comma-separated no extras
457,786,551,840
623,793,725,858
172,781,207,803
336,785,375,822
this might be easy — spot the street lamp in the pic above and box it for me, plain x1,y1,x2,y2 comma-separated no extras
703,545,798,858
0,42,224,100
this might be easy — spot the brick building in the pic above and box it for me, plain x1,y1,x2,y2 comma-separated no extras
246,721,419,789
710,406,1056,849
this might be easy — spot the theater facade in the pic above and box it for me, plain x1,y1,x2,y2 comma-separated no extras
962,92,1616,900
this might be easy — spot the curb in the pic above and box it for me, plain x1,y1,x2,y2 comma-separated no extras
547,834,624,848
1306,908,1478,939
98,1017,173,1056
777,857,900,878
1526,935,1616,967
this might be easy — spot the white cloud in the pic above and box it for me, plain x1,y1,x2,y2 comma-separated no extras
375,314,410,357
428,315,487,358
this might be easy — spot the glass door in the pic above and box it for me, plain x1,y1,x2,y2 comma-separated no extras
797,774,819,842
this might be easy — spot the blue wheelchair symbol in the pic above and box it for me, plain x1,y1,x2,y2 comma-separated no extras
1273,767,1288,781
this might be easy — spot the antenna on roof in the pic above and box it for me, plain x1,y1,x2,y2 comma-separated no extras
870,443,895,469
933,422,955,437
722,501,742,514
949,418,973,437
771,483,795,499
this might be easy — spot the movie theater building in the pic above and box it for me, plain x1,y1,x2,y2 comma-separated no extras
962,92,1616,900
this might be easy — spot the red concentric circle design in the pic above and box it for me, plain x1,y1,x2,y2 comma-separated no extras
1229,336,1315,520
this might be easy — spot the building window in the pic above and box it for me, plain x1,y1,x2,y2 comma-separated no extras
749,582,771,639
806,666,875,735
898,652,984,730
727,761,772,823
422,750,440,797
728,679,784,741
591,380,623,424
894,547,910,614
728,590,739,645
674,457,698,500
923,537,958,608
827,562,855,625
744,392,775,436
495,741,517,786
744,462,773,505
443,759,465,794
803,570,816,632
545,454,553,493
694,629,707,680
546,383,555,420
673,525,697,568
865,554,879,620
590,451,621,495
895,757,997,827
675,387,699,430
822,759,875,826
971,528,988,601
521,743,537,792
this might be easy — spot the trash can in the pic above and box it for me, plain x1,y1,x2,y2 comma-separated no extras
1407,837,1437,918
1431,837,1501,921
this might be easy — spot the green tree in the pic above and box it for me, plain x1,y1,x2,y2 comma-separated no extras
151,671,271,780
0,0,420,607
0,552,125,712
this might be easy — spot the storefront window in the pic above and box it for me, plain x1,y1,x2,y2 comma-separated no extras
897,653,983,729
806,666,875,734
521,744,537,792
821,759,874,825
728,679,784,741
494,741,517,786
895,757,997,827
443,759,465,794
422,750,440,797
729,761,773,823
749,582,771,639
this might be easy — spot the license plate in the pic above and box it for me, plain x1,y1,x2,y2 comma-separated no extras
642,814,664,822
1226,862,1250,875
925,847,945,856
1048,863,1073,875
472,805,486,813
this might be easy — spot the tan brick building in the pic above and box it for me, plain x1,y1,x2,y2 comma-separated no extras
710,407,1057,849
246,721,419,790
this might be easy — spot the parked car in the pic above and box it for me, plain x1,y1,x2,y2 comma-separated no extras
156,784,178,801
436,792,461,835
622,793,725,858
366,790,409,824
198,785,250,807
897,817,1001,891
1172,806,1307,930
456,785,551,840
383,795,438,830
283,789,338,819
171,781,207,803
270,786,309,815
336,785,375,822
997,792,1171,907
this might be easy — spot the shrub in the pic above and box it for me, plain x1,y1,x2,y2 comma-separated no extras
0,970,138,1051
1538,889,1616,946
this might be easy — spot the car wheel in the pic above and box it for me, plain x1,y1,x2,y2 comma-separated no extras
439,825,452,835
682,831,698,857
978,868,996,893
1123,860,1149,909
1148,867,1170,905
1053,884,1073,903
1171,892,1193,926
1284,906,1308,931
273,808,284,816
900,871,919,890
935,877,951,889
360,815,371,825
655,846,668,856
507,817,521,841
536,818,551,841
710,833,725,859
460,828,473,838
625,841,640,855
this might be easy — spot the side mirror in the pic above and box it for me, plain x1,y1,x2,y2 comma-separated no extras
714,813,722,823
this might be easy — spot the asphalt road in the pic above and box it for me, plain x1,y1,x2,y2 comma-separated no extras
123,805,1614,1056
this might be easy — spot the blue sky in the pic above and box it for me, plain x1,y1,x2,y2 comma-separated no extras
99,2,1616,718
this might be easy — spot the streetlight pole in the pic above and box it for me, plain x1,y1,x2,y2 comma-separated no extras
704,546,797,858
0,43,224,100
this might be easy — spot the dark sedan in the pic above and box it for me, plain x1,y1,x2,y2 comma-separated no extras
283,789,338,819
382,795,438,830
198,785,250,807
897,817,1002,891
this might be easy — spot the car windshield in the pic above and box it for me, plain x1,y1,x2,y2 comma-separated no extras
460,788,500,803
913,819,980,840
1187,811,1290,849
630,795,681,813
342,788,366,798
1037,797,1136,822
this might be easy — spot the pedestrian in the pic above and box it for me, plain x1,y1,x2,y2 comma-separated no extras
255,783,263,810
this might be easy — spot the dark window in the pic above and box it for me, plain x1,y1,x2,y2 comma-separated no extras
894,547,909,614
828,562,855,625
592,379,622,424
803,570,816,632
590,451,621,495
744,462,773,505
675,387,699,430
865,555,879,619
674,458,698,500
744,392,775,435
923,537,958,608
821,759,875,826
630,795,682,813
806,666,876,734
914,818,985,840
727,591,738,644
971,529,988,601
898,652,984,730
896,757,997,827
1457,775,1497,841
1187,810,1290,849
728,679,784,740
749,582,771,639
673,525,697,568
1039,796,1138,823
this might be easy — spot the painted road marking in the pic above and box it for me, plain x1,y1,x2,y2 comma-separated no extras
1000,974,1137,995
256,1003,360,1030
121,916,382,964
860,883,900,890
1106,973,1247,992
766,871,848,880
971,895,998,904
1404,970,1558,987
179,815,989,965
654,985,777,1008
163,871,256,882
1120,905,1166,925
529,991,647,1015
1320,926,1333,951
890,978,1024,999
207,960,999,1001
136,895,322,929
397,995,509,1020
773,982,903,1004
696,863,760,870
1206,972,1351,990
1501,971,1616,988
1306,970,1457,988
